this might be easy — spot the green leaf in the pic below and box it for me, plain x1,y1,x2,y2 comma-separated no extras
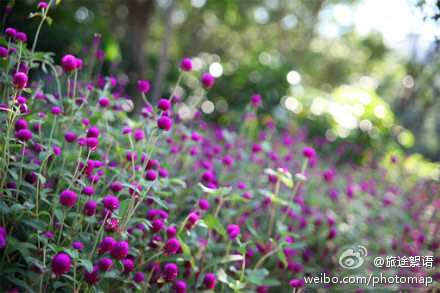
204,254,243,270
118,199,130,218
169,178,187,188
21,218,46,231
9,203,25,213
46,16,53,26
79,259,93,272
56,0,62,4
0,199,10,214
198,182,217,194
177,236,191,255
204,215,220,229
224,193,249,202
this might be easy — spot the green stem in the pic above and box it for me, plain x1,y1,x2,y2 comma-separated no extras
167,71,183,101
56,209,67,249
266,178,281,244
47,115,57,149
15,144,26,201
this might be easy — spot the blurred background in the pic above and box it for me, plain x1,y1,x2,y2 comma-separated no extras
1,0,440,164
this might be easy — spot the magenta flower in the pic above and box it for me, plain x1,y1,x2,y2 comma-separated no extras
138,80,150,93
51,253,71,275
179,58,192,72
198,199,209,211
83,201,97,216
84,266,99,284
166,227,177,238
157,116,172,131
86,137,99,151
37,2,48,9
110,181,124,193
158,99,171,111
15,129,32,142
289,279,304,288
97,258,113,271
185,213,198,230
201,73,214,88
102,196,119,210
203,273,216,289
72,242,83,250
163,238,181,256
133,272,145,284
12,72,28,89
0,47,8,58
87,126,100,138
227,224,240,240
111,241,129,260
59,190,76,207
104,218,119,233
98,97,110,107
5,28,16,38
173,281,187,293
251,94,262,107
99,237,116,255
82,186,94,196
163,263,178,283
145,170,157,181
62,54,77,73
123,259,134,273
64,132,76,143
302,147,316,159
15,32,27,42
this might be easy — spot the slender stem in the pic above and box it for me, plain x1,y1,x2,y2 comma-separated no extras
88,211,108,260
30,0,53,56
167,71,183,101
128,135,136,179
56,209,67,249
47,115,57,149
15,144,26,201
266,178,281,244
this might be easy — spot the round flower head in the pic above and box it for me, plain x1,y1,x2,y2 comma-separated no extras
157,116,172,131
98,258,113,271
15,32,27,42
0,46,8,58
180,58,192,71
198,199,209,211
122,128,132,135
15,129,32,142
82,186,94,196
251,94,262,107
67,239,82,250
163,238,181,256
203,273,216,289
201,73,214,88
52,146,61,156
173,281,187,293
43,232,53,238
104,218,119,233
138,80,150,93
83,201,97,216
98,97,110,107
76,58,83,69
62,54,77,73
12,72,28,89
37,2,48,9
87,126,100,138
145,170,157,181
166,226,177,238
158,169,168,178
123,259,134,273
5,28,16,38
133,272,145,284
51,253,71,275
202,171,214,182
86,137,99,151
59,190,76,207
51,107,62,115
111,241,129,260
185,213,198,230
163,263,178,283
302,147,315,159
158,99,171,111
102,196,119,210
64,132,76,143
84,266,99,284
99,237,116,255
151,218,163,233
110,181,124,193
289,279,304,288
227,224,240,240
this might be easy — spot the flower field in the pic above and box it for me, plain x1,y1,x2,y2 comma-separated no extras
0,1,439,293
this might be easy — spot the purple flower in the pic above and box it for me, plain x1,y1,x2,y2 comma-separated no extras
59,190,76,207
122,128,132,135
87,126,100,138
151,218,163,233
5,28,16,38
134,129,144,141
83,201,97,216
227,224,240,240
51,253,71,275
198,199,209,210
157,116,172,131
104,218,119,233
185,213,198,230
64,132,76,143
145,170,157,181
86,137,99,151
133,272,145,284
289,279,304,288
72,242,83,250
163,238,181,256
52,146,61,156
173,281,187,293
123,259,134,273
111,241,129,260
98,97,110,107
99,237,116,255
158,169,168,178
166,227,177,238
179,58,192,72
163,263,178,283
0,46,8,58
43,232,53,238
158,99,171,111
138,80,150,93
84,266,99,284
15,129,32,141
251,94,262,107
102,196,119,210
15,32,27,42
201,73,214,88
302,147,316,159
203,273,216,289
62,54,77,73
12,72,28,89
82,186,94,196
110,181,123,193
97,258,113,271
51,107,62,115
37,2,48,9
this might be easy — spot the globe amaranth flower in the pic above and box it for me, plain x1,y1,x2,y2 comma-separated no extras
76,58,83,69
145,170,157,181
166,226,177,239
111,241,129,260
133,272,145,284
86,137,99,151
98,97,110,107
163,238,181,256
15,129,32,142
15,32,27,42
163,263,178,283
82,186,94,196
151,218,163,233
5,28,16,38
43,232,53,238
109,181,123,193
72,242,83,250
198,199,209,211
50,107,62,115
97,258,113,271
0,46,8,58
102,195,119,210
83,201,97,216
158,99,171,111
37,2,48,9
185,213,198,230
201,73,214,88
84,266,99,284
202,171,214,182
59,190,76,207
289,279,304,288
157,116,172,131
61,54,77,73
179,58,192,72
99,237,116,255
138,80,150,93
173,281,187,293
203,273,216,289
123,259,134,273
158,169,168,178
302,147,316,159
104,218,119,233
133,129,144,141
64,132,76,143
87,126,100,138
51,253,71,275
122,128,132,135
251,94,262,108
227,224,240,240
79,160,95,176
12,72,28,89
